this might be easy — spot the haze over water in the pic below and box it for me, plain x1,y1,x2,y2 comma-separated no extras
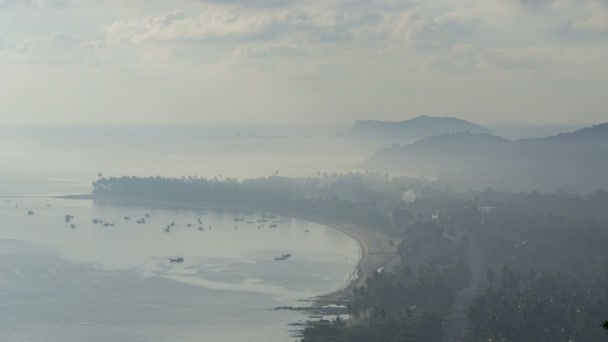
0,125,381,341
0,125,396,196
0,197,359,341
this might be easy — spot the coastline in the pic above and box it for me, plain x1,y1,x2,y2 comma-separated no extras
58,194,399,305
312,220,399,305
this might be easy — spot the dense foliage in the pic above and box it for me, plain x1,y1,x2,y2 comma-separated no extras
92,175,608,341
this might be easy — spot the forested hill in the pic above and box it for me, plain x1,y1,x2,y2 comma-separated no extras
365,122,608,193
339,115,491,139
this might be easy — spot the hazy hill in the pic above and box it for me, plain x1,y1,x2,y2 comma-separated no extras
339,115,491,139
365,123,608,193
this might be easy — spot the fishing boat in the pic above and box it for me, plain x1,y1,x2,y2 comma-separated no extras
169,257,184,263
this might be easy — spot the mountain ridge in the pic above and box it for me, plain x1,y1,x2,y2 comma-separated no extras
340,115,491,139
365,122,608,193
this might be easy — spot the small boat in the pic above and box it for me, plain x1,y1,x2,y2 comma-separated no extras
246,221,255,224
103,223,115,227
27,211,34,215
170,222,175,227
145,214,150,218
65,215,74,222
274,257,287,261
70,224,76,229
92,218,103,224
198,227,204,231
136,218,146,224
186,223,192,227
163,226,171,232
269,224,278,228
305,230,310,233
124,216,131,220
282,253,292,258
169,257,184,263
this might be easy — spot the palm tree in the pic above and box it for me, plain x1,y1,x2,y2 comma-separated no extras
333,315,346,328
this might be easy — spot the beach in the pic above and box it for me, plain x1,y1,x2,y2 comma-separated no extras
313,220,399,305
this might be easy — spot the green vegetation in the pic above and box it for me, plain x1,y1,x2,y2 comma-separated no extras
92,175,608,341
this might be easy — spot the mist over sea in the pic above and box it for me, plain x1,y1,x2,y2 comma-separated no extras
0,125,378,341
0,125,399,196
0,124,579,341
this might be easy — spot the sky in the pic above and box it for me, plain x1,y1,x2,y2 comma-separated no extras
0,0,607,125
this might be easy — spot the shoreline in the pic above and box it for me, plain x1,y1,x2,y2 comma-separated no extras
312,220,399,305
55,194,399,305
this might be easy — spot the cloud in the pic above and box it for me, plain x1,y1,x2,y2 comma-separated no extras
194,0,312,8
571,1,608,32
517,0,556,8
0,0,84,9
481,46,608,71
103,6,399,47
2,32,102,64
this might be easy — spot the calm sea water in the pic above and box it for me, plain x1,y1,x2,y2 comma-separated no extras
0,125,396,196
0,125,379,341
0,197,359,341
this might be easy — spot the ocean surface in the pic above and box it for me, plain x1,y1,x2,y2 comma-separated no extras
0,197,359,341
0,124,577,341
0,125,380,341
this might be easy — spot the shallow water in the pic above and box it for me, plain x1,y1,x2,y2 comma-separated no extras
0,197,359,341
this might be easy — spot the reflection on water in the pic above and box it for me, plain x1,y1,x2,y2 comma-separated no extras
0,198,359,342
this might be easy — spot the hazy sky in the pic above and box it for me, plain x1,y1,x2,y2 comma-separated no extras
0,0,606,125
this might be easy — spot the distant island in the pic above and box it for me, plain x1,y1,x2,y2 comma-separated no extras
339,115,491,139
364,122,608,193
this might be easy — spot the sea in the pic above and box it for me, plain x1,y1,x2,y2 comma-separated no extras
0,125,385,342
0,124,577,341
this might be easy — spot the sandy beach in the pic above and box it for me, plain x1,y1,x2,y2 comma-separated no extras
312,220,399,304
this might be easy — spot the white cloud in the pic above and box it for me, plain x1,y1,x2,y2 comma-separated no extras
0,0,85,9
1,0,608,125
